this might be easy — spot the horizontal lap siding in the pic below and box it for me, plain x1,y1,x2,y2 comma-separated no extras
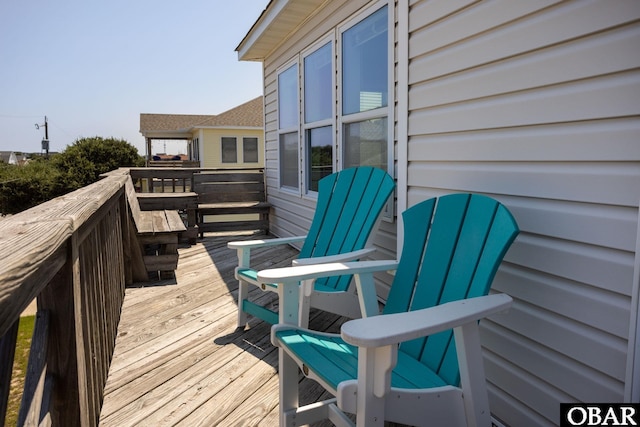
407,0,640,425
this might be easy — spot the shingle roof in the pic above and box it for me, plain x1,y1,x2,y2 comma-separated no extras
140,96,263,134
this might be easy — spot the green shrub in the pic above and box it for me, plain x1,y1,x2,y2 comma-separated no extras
0,160,67,214
0,137,145,215
52,136,145,188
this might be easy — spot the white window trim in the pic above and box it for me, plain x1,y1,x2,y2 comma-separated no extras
396,0,409,251
336,0,394,221
276,57,302,195
336,0,392,168
301,34,336,197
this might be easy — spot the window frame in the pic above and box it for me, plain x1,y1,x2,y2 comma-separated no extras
242,137,259,163
301,35,336,195
221,136,238,164
273,0,393,219
277,58,301,194
336,2,393,178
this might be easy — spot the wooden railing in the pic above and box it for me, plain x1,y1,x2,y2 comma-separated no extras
0,167,269,425
129,167,196,193
148,160,200,168
125,167,267,243
0,174,131,426
127,167,266,194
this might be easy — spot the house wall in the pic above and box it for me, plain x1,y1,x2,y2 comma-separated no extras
404,0,640,425
256,0,640,425
200,127,264,168
261,0,398,278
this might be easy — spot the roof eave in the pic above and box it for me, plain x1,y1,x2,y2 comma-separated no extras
236,0,326,62
140,130,194,139
189,126,264,131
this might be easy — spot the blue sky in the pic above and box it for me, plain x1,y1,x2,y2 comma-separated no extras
0,0,266,155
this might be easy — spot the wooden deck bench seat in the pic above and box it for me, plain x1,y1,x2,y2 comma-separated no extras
137,192,198,243
194,171,270,236
125,177,186,280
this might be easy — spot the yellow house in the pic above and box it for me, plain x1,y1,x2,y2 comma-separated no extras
139,96,264,168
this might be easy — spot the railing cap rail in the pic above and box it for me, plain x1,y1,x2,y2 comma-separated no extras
0,174,127,336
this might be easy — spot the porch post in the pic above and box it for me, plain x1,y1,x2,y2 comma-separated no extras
145,137,152,166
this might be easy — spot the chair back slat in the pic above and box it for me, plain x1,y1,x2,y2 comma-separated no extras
299,167,395,291
383,194,519,386
337,169,392,252
300,171,342,258
383,198,435,314
305,168,357,257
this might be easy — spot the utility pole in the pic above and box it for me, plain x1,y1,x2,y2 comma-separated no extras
35,116,49,158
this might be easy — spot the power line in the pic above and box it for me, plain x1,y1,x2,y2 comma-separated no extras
0,114,43,119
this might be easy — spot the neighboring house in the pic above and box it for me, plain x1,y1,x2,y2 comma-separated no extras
139,96,264,168
236,1,640,426
0,151,32,166
0,151,14,164
0,151,26,165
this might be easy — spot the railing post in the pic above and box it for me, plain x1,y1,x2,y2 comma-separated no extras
37,236,85,426
17,310,51,426
0,319,19,427
120,187,133,285
1,175,129,426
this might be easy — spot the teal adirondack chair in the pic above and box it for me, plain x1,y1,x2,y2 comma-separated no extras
228,166,395,328
259,193,519,427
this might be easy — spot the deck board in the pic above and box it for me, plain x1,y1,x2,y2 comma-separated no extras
99,234,342,426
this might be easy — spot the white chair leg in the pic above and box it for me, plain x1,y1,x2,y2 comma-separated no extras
279,347,300,427
237,279,248,328
454,321,492,427
236,248,251,328
356,346,394,427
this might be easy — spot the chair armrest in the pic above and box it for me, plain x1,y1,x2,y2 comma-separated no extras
257,260,399,284
341,294,513,348
228,235,307,250
292,248,376,266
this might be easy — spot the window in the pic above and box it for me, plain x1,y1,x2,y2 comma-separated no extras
243,137,259,163
304,42,332,123
303,41,333,193
280,132,298,188
342,7,388,116
278,63,299,190
221,137,237,163
275,3,390,197
340,5,389,172
343,118,387,169
306,126,333,192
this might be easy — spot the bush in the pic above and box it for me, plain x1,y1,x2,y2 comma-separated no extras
0,137,145,215
0,159,67,214
52,136,145,188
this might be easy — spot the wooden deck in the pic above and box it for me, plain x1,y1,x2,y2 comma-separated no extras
99,233,342,426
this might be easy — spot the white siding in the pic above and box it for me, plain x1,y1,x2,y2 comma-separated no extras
406,0,640,425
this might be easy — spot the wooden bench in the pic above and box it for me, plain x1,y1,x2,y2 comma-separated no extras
136,192,198,243
125,177,186,280
194,170,270,236
128,167,200,243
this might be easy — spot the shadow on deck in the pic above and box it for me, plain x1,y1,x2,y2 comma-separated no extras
99,233,343,426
